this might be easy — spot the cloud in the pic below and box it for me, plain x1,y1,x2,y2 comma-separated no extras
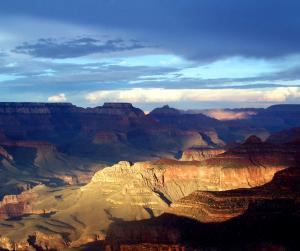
13,37,148,58
262,87,300,102
1,3,300,109
85,87,300,104
1,0,300,61
48,93,67,102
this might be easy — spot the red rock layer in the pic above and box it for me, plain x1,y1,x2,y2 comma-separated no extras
0,191,38,220
168,167,300,222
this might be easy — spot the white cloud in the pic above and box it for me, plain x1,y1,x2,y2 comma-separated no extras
48,93,67,102
262,87,300,102
85,87,300,104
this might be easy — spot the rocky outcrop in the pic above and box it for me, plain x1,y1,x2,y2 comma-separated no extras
95,103,145,118
0,190,39,220
150,105,182,116
180,148,225,161
0,232,68,251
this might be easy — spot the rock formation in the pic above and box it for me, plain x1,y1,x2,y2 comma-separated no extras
180,148,225,161
168,167,300,223
0,136,297,250
0,190,38,220
105,166,300,250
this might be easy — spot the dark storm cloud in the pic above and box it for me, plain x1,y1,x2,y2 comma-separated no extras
1,0,300,61
13,37,147,58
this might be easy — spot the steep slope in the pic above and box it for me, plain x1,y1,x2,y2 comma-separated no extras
0,140,104,198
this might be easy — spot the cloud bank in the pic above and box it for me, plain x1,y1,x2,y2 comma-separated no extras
85,87,300,104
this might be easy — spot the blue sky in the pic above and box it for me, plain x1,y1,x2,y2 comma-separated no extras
1,0,300,110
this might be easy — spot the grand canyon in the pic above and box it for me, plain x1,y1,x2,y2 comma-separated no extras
1,1,300,250
0,102,299,250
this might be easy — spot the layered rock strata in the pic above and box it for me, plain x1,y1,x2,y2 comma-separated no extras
105,167,300,250
0,137,298,250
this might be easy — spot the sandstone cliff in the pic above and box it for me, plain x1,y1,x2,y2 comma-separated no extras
105,167,300,250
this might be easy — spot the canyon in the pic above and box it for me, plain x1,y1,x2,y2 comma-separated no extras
0,102,300,250
0,134,299,250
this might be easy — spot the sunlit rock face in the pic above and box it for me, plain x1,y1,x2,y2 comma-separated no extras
90,146,291,204
89,135,297,206
168,166,300,222
105,167,300,250
0,192,35,220
87,160,170,215
180,148,226,161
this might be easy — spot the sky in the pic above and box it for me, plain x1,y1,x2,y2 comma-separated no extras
1,0,300,110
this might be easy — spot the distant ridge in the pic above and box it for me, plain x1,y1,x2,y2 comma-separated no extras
0,102,144,116
267,104,300,111
0,102,73,106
